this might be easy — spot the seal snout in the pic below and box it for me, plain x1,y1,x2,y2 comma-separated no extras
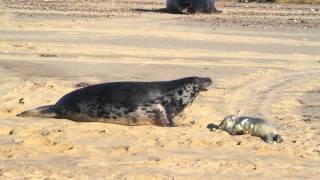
199,77,213,91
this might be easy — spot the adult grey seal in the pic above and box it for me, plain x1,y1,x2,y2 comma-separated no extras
166,0,222,14
217,115,283,143
17,77,213,127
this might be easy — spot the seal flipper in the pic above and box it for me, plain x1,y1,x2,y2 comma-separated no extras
262,134,274,144
274,134,283,143
163,106,178,127
154,110,170,127
16,105,58,118
151,104,171,127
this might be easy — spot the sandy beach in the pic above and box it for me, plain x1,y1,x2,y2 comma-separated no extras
0,0,320,179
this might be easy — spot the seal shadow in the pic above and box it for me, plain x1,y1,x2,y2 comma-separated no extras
133,8,186,14
207,123,219,131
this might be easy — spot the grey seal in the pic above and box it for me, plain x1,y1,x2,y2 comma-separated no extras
17,77,213,127
166,0,222,14
217,115,283,143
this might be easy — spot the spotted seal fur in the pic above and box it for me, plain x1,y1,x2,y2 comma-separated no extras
166,0,222,14
17,77,212,127
218,115,283,143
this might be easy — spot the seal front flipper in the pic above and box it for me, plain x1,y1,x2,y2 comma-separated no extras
148,103,170,127
16,105,58,118
153,109,170,127
165,109,178,127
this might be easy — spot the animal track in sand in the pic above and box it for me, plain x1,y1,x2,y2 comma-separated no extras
224,69,320,155
0,80,73,116
227,70,320,123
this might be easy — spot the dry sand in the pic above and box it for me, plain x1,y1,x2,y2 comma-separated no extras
0,0,320,179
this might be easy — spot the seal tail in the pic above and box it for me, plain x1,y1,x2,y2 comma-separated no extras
16,105,58,118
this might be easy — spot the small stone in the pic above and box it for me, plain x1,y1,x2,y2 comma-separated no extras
296,99,304,105
75,82,90,88
55,129,63,133
302,118,311,122
13,44,23,47
97,130,106,134
125,146,130,152
18,98,25,104
5,108,12,113
14,138,24,144
39,128,50,136
39,53,58,57
9,129,15,135
2,172,12,177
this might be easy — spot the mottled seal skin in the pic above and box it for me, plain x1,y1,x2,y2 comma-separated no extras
218,115,283,143
17,77,213,127
166,0,222,14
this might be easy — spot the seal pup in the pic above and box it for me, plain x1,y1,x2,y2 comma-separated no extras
166,0,222,14
217,115,283,143
17,77,213,127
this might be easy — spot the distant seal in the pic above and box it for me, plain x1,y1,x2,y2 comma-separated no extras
218,115,283,143
166,0,222,14
17,77,213,127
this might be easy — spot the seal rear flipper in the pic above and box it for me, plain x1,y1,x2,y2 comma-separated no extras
262,134,274,144
274,134,283,143
16,105,58,118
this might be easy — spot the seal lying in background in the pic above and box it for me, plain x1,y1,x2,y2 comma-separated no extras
17,77,212,127
166,0,222,14
217,115,283,143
